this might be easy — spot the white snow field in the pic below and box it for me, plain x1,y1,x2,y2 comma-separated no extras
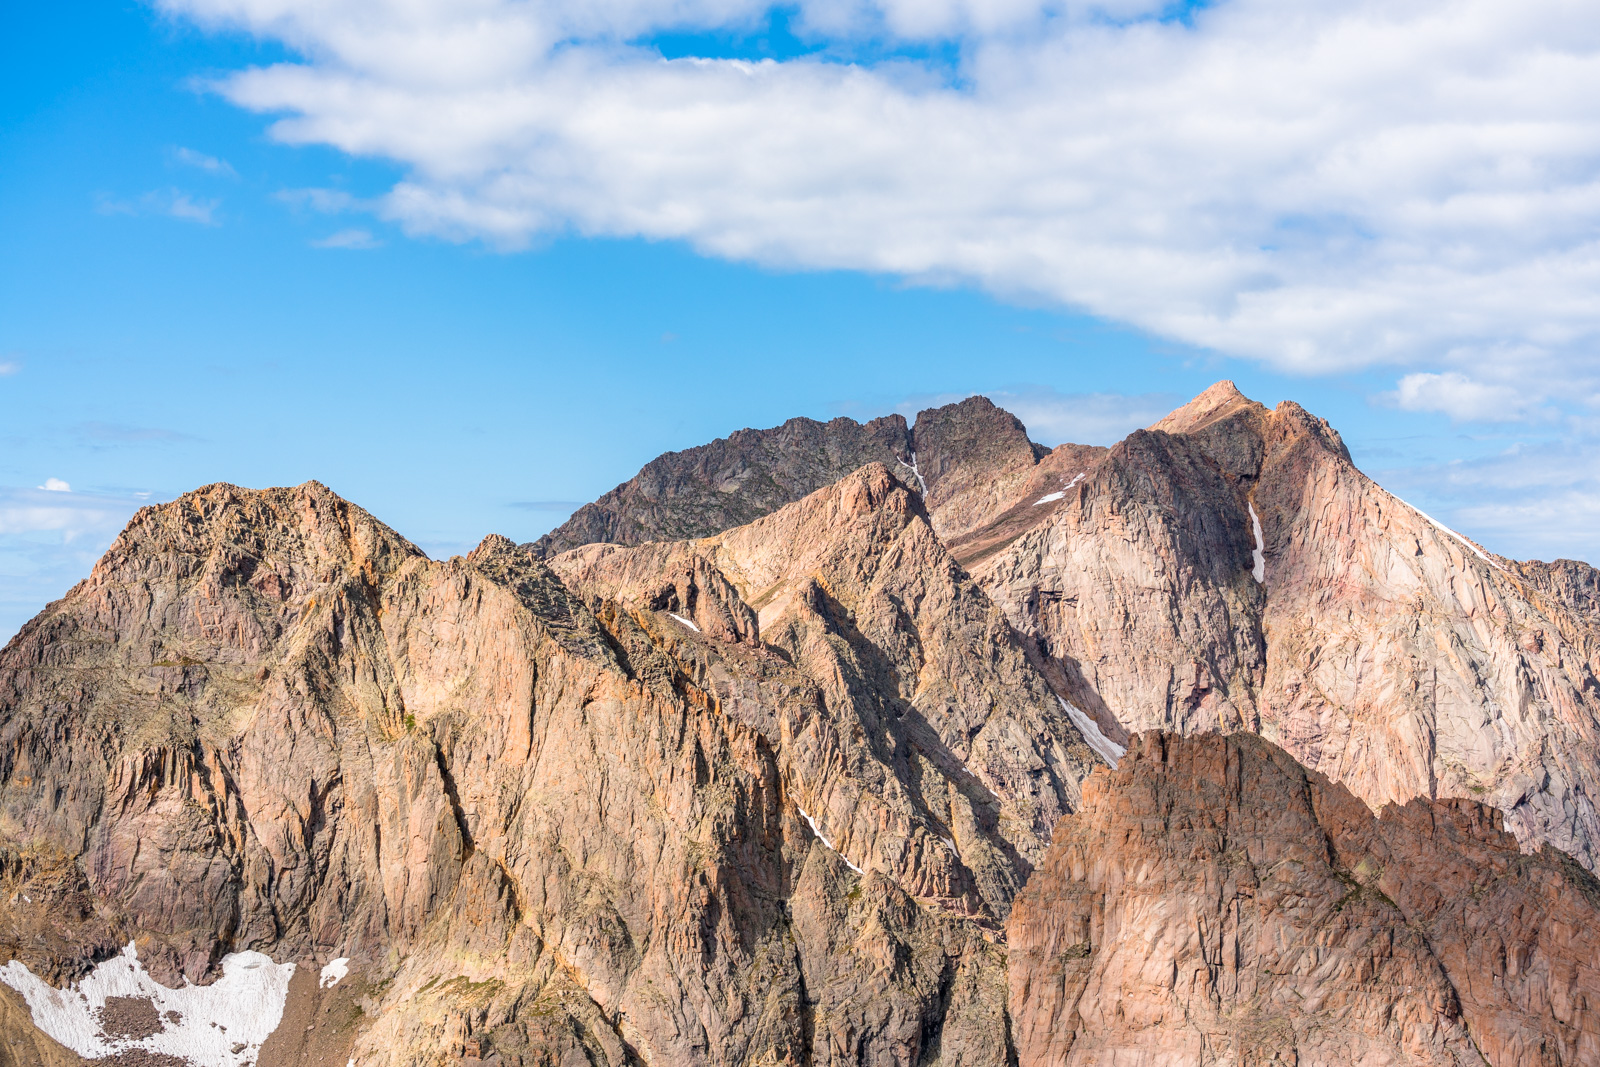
0,942,294,1067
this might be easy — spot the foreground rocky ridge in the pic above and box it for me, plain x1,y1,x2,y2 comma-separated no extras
0,475,1095,1066
1009,731,1600,1066
1,383,1598,1066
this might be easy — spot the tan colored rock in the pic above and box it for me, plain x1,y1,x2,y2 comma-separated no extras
1008,731,1600,1067
550,464,1106,920
971,381,1600,872
0,480,1045,1065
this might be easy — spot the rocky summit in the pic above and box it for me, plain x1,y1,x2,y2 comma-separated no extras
2,384,1598,1067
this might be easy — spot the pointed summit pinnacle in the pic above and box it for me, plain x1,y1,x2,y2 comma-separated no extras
1147,380,1264,436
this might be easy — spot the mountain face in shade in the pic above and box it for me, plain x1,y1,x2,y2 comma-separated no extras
530,414,913,558
1,383,1598,1067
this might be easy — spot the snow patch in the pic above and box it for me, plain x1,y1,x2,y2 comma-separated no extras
1247,502,1266,583
1383,490,1507,573
795,804,864,874
0,942,294,1067
319,959,349,989
667,612,700,632
1056,696,1126,768
897,453,928,496
1037,471,1088,505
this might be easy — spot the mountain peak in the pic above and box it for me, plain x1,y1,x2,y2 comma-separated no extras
1147,380,1264,436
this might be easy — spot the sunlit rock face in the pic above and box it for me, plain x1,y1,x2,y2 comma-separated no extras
0,477,1102,1065
1,383,1598,1065
1007,732,1600,1067
967,381,1600,873
0,944,294,1067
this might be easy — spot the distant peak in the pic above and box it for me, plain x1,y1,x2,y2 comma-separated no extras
1147,380,1263,436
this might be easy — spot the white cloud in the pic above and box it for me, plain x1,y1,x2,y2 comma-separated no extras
0,486,158,644
1371,439,1600,562
312,227,382,248
984,387,1178,446
1388,371,1547,423
37,478,70,493
157,0,1600,409
166,192,221,224
894,387,1175,445
0,361,18,376
98,189,222,225
174,146,239,177
278,187,364,213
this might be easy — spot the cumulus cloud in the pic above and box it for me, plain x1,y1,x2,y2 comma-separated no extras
159,0,1600,411
1388,372,1549,424
36,478,70,493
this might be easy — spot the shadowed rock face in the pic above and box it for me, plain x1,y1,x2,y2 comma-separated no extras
530,413,913,557
530,398,1105,559
1008,731,1600,1067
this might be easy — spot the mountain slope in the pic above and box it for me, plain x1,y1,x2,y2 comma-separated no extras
3,382,1600,1066
0,476,1106,1066
970,382,1600,871
1009,731,1600,1066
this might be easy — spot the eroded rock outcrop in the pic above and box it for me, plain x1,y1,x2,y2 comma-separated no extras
5,381,1600,1067
1007,731,1600,1066
549,464,1104,919
1,477,1102,1066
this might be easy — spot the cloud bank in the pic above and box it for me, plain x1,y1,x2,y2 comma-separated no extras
161,0,1600,411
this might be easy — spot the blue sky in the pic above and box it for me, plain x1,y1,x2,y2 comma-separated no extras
4,0,1599,642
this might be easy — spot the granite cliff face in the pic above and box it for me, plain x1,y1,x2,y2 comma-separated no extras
2,383,1599,1066
970,382,1600,874
1008,731,1600,1067
0,475,1103,1067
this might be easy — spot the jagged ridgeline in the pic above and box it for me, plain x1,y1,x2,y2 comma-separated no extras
1,383,1597,1066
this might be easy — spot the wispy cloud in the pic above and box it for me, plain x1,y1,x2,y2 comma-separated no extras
277,187,364,214
896,387,1177,446
163,0,1600,419
507,500,585,511
1372,439,1600,563
312,228,382,249
173,146,238,177
98,188,222,225
984,387,1179,447
0,360,19,377
36,478,70,493
0,485,161,644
